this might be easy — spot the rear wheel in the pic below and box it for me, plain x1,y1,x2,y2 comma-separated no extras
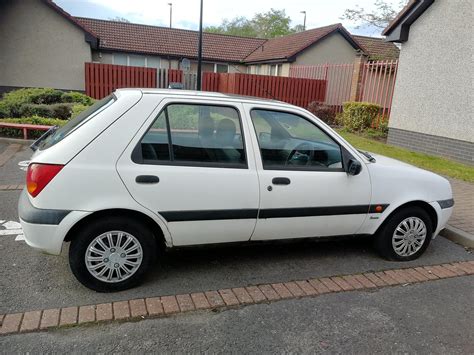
374,206,433,261
69,217,157,292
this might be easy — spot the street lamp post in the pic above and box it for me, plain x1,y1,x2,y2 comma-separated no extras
300,11,306,31
168,3,172,28
196,0,203,91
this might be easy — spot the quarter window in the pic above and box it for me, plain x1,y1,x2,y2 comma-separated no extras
251,109,343,170
139,104,246,168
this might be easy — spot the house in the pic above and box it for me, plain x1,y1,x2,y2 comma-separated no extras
0,0,399,94
383,0,473,165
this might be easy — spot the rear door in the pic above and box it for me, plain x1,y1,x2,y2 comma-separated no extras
117,97,259,246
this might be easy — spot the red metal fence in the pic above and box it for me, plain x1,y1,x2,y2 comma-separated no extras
290,60,399,119
202,72,326,107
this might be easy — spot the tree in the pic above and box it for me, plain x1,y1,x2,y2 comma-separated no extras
205,9,296,38
205,17,257,37
252,9,293,38
108,16,130,23
341,0,408,30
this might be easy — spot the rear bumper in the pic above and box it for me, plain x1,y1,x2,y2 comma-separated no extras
18,190,90,255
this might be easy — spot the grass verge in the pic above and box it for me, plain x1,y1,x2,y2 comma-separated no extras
337,129,474,183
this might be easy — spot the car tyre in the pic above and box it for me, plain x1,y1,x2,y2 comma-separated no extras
374,206,433,261
69,216,157,292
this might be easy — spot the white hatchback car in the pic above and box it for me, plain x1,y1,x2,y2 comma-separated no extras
19,89,454,291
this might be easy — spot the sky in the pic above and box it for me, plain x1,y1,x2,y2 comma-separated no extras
55,0,402,37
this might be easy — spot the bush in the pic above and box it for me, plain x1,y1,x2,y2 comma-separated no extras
307,101,336,125
62,91,95,106
341,102,381,132
71,104,89,118
50,103,74,120
18,104,54,118
0,117,66,139
0,88,64,117
18,103,73,120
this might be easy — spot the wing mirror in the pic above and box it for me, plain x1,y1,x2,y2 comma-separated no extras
347,158,362,176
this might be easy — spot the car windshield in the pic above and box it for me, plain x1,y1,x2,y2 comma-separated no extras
38,94,115,150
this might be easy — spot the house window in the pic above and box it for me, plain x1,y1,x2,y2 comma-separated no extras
147,57,161,69
113,54,127,66
129,55,146,67
113,53,161,69
269,64,281,76
215,63,229,73
255,65,261,75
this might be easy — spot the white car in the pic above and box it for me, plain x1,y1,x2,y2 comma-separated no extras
18,89,454,292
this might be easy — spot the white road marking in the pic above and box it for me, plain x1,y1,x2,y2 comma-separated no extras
1,221,25,241
0,229,23,235
3,221,21,229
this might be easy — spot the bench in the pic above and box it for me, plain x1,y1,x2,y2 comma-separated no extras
0,122,53,140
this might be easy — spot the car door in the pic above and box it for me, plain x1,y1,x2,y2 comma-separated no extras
117,97,259,246
244,104,375,240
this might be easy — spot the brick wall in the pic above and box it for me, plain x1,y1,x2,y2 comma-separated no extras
387,128,474,165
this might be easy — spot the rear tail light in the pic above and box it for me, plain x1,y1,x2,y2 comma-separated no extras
26,163,64,197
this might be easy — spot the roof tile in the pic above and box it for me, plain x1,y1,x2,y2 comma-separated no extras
75,17,266,62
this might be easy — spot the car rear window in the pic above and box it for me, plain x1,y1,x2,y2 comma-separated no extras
39,95,116,150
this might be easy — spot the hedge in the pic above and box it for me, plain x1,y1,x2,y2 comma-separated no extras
307,101,336,126
0,88,94,119
341,102,381,132
0,117,66,139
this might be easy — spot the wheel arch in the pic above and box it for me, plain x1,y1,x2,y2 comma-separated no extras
376,200,438,235
64,208,169,249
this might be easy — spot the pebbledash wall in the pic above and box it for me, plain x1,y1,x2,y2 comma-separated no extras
387,0,473,165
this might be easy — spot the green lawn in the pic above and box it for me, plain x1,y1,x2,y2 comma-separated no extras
337,130,474,183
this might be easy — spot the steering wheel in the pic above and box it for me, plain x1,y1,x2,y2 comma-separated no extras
286,143,316,166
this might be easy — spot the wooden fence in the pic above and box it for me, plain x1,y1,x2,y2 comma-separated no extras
85,63,156,99
202,73,326,107
85,63,187,99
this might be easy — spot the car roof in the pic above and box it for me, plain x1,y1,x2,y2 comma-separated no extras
117,88,289,106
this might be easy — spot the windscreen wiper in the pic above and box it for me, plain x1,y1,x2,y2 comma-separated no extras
358,150,376,163
30,125,58,152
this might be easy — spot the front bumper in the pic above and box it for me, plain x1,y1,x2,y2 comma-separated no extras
430,200,454,238
18,190,90,255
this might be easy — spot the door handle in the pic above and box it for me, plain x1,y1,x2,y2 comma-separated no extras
272,177,291,185
136,175,160,184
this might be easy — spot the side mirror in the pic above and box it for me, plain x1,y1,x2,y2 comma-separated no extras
347,158,362,176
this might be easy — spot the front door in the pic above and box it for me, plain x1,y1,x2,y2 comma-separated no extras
245,105,373,240
117,99,259,246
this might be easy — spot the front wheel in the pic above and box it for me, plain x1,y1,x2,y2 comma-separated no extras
374,207,433,261
69,217,157,292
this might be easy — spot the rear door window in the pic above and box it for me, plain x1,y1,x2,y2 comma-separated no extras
39,95,115,150
136,103,247,168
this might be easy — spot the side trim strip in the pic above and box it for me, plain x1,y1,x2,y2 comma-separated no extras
437,199,454,209
160,204,389,222
161,209,259,222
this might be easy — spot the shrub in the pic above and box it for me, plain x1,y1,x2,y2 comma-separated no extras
307,101,336,125
0,88,64,117
19,104,55,118
71,104,89,118
0,117,66,139
18,103,73,120
62,91,95,106
341,102,381,132
50,103,74,120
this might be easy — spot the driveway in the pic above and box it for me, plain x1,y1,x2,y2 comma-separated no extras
1,140,473,353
